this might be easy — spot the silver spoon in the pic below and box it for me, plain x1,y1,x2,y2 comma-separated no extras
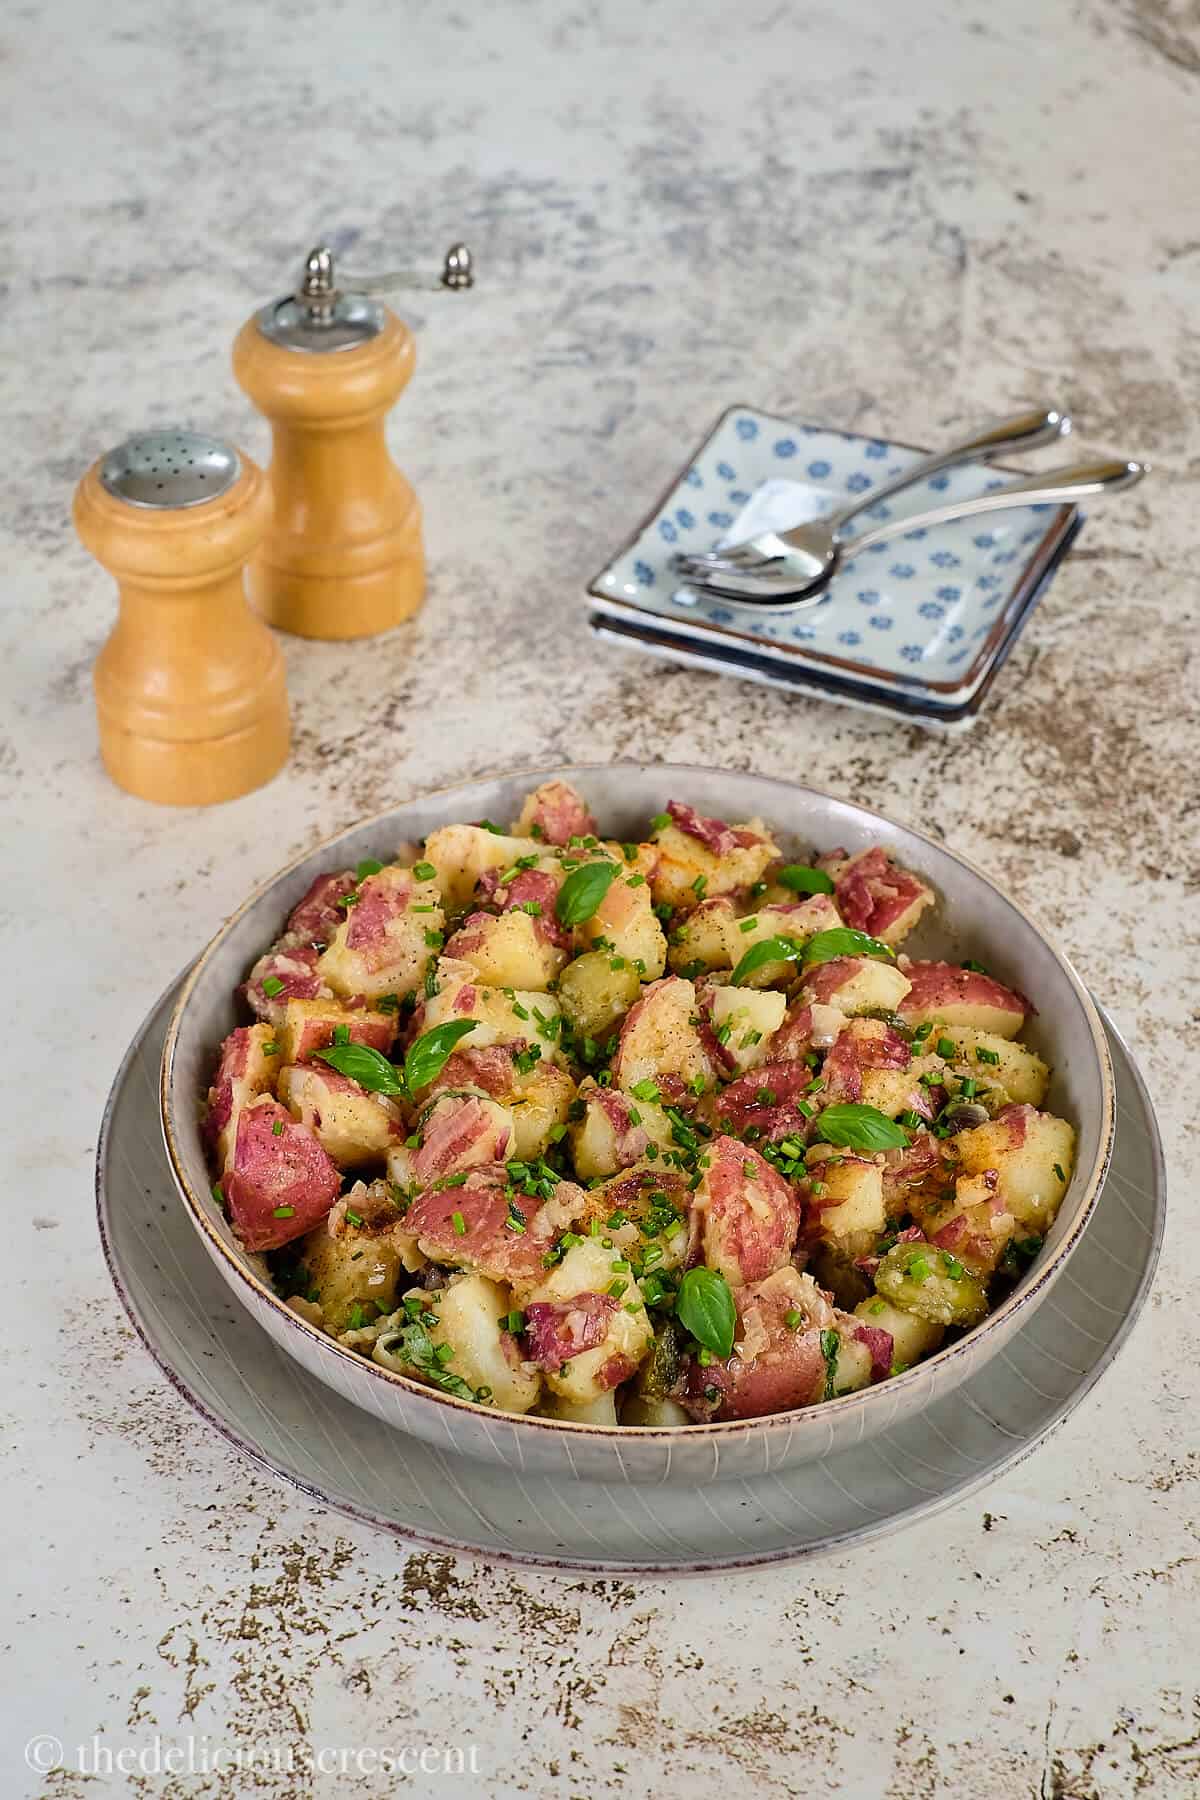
671,458,1146,610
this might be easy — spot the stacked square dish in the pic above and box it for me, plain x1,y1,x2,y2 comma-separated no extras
588,406,1081,729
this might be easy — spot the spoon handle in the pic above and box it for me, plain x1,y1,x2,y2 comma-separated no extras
843,459,1146,557
828,406,1071,533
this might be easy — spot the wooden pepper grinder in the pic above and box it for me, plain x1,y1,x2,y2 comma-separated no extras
232,241,474,640
73,431,290,805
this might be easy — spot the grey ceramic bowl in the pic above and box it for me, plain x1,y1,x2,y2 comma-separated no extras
161,764,1115,1485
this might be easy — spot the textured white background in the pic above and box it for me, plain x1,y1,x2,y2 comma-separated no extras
3,0,1197,1794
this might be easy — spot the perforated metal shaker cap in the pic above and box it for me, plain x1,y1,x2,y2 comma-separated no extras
99,430,241,509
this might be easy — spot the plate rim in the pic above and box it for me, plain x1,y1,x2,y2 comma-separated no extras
586,400,1080,699
156,763,1116,1452
99,977,1164,1577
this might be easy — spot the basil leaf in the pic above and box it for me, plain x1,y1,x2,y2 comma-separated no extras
313,1042,404,1097
676,1266,736,1360
730,934,806,986
815,1103,910,1151
801,927,895,967
556,859,619,927
777,864,835,895
403,1019,478,1093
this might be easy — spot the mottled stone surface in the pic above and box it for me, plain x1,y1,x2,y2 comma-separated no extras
3,0,1197,1793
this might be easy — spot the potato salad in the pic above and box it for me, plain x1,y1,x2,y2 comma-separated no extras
202,782,1076,1427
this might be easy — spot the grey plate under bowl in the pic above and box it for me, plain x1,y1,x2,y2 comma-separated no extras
97,976,1163,1576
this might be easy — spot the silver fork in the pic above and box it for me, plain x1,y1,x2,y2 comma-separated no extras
674,406,1070,585
671,458,1146,610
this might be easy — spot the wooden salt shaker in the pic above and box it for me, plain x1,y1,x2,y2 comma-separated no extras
232,241,473,640
73,431,290,806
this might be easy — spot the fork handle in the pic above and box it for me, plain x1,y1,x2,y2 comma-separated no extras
827,406,1071,533
842,459,1146,556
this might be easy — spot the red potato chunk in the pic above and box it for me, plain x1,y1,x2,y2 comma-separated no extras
423,1046,575,1161
649,802,779,913
573,1165,697,1270
802,1146,886,1248
695,1135,801,1287
819,1018,915,1107
276,998,397,1066
575,851,667,979
567,1080,676,1181
897,958,1031,1039
763,1001,815,1063
376,1273,543,1414
295,1182,407,1334
523,1291,618,1372
880,1133,949,1217
610,975,720,1102
799,954,912,1017
476,865,570,950
679,1268,835,1421
387,1090,514,1190
523,1238,653,1402
952,1103,1075,1232
422,824,542,913
284,870,359,945
939,1028,1050,1108
443,908,566,991
399,1166,585,1287
668,897,739,977
511,779,597,846
707,1059,820,1145
223,1096,341,1252
700,983,787,1077
277,1063,404,1168
420,960,563,1065
317,866,443,1002
920,1173,1018,1278
203,1024,282,1168
854,1295,943,1370
819,846,935,945
242,944,331,1023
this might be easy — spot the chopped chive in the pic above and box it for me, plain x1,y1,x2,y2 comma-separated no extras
413,861,437,881
451,1210,467,1236
272,1205,295,1218
936,1035,956,1060
261,974,285,998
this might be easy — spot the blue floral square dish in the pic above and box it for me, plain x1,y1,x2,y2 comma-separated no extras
587,405,1081,721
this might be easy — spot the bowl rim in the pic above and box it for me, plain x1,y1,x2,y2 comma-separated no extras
160,760,1116,1443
